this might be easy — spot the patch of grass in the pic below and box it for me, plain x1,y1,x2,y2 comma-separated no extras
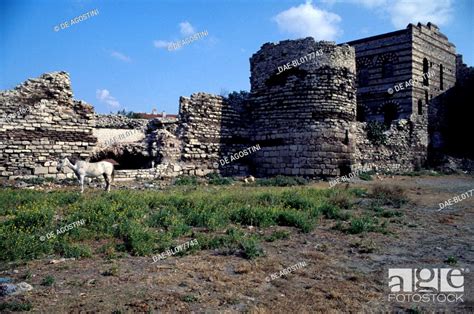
380,210,403,218
358,172,373,181
318,203,350,220
99,243,118,260
328,191,353,209
55,242,92,258
206,172,234,185
174,175,199,186
445,256,458,265
370,185,408,208
181,294,199,303
102,264,119,276
350,187,368,198
41,275,55,286
346,216,387,234
352,239,378,253
265,230,290,242
256,176,308,187
116,221,155,256
0,301,33,311
0,185,355,262
240,237,265,259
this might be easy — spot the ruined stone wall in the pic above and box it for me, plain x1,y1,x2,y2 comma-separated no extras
0,72,97,179
95,114,149,129
351,119,425,172
177,93,249,176
249,39,356,177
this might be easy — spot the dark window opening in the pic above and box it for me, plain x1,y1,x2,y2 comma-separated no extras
356,104,366,122
265,67,308,88
440,64,444,90
344,129,349,144
382,60,394,78
418,100,423,115
358,68,369,87
425,90,429,104
383,103,398,126
423,58,429,86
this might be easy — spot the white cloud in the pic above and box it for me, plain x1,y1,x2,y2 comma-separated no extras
110,51,131,62
329,0,453,28
153,40,172,49
179,21,195,36
96,89,120,109
273,0,342,41
351,0,387,8
389,0,453,28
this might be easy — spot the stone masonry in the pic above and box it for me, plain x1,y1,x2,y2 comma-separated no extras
0,72,96,179
0,22,471,180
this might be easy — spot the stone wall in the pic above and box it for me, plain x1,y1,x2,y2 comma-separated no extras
249,39,356,177
347,28,413,122
95,114,149,129
0,72,97,179
351,119,424,172
177,93,249,176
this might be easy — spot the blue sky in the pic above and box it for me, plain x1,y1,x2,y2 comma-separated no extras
1,0,472,114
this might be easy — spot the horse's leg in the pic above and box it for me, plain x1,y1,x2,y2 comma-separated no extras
103,173,110,192
79,175,85,193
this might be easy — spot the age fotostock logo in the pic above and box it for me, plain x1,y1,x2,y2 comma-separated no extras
388,268,466,303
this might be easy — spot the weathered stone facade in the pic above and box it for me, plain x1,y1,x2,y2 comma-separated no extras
1,22,471,180
0,72,96,179
249,40,356,177
177,93,249,176
347,22,458,167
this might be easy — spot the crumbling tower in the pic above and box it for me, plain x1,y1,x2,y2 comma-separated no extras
249,38,357,177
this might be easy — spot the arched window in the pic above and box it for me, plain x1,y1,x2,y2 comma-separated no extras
382,60,394,78
359,68,369,87
423,58,429,86
440,64,444,90
383,103,398,125
418,100,423,115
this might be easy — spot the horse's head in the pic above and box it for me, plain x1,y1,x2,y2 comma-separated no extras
56,158,70,172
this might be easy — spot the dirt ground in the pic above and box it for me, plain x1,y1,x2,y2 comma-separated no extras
1,174,473,313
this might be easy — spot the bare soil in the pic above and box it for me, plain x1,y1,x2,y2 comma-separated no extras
1,175,473,313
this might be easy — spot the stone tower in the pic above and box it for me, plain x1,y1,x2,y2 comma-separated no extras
249,38,357,177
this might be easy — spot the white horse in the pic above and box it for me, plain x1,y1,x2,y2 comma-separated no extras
57,158,117,193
